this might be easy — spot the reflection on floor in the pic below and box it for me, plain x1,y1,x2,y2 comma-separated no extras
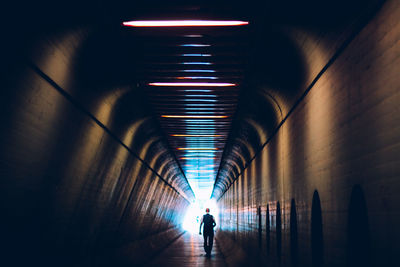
146,232,227,267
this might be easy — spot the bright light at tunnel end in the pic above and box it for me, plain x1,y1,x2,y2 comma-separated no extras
182,199,219,233
122,20,249,27
121,17,242,236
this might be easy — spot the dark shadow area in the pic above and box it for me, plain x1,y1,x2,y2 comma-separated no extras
347,185,371,267
311,191,324,267
262,0,383,29
277,201,282,261
74,26,139,92
248,30,306,101
258,206,262,248
266,204,270,254
290,199,299,267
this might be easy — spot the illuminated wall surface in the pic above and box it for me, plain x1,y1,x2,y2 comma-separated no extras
216,1,400,266
0,0,400,266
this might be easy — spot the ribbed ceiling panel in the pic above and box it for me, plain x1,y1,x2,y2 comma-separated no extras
122,18,249,199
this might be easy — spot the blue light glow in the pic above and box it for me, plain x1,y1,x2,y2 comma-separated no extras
184,121,216,123
182,54,212,57
182,70,216,73
182,62,212,65
183,200,219,233
180,44,211,47
183,99,217,102
184,153,216,156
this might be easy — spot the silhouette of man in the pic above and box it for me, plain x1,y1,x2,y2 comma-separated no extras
199,208,216,256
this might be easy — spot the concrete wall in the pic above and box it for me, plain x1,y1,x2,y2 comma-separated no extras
216,0,400,266
0,19,190,267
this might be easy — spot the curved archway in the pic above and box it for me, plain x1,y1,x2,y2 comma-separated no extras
311,191,324,267
347,185,371,267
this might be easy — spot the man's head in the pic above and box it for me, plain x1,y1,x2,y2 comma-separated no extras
206,208,210,213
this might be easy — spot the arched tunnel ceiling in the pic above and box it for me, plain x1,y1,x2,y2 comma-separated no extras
121,18,250,200
209,0,383,200
4,0,382,201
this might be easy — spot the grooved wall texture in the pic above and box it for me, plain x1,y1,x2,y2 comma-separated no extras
0,28,189,267
216,1,400,266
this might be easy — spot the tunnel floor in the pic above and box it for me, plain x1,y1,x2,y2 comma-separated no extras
146,232,227,267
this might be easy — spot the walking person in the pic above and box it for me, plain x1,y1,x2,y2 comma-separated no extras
199,208,216,257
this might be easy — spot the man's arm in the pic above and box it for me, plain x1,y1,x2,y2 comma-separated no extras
212,215,216,227
199,216,203,234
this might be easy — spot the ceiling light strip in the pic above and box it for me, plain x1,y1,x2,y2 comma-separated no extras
162,115,228,119
171,134,223,137
177,148,218,150
186,170,215,173
180,157,216,160
149,82,235,87
122,20,249,27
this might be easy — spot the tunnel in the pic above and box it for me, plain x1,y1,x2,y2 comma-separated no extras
1,0,399,266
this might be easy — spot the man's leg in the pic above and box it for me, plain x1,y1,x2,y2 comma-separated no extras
203,233,208,253
207,235,211,254
209,234,214,253
204,234,211,255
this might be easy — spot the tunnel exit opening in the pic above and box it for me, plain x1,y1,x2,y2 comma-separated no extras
182,199,219,234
